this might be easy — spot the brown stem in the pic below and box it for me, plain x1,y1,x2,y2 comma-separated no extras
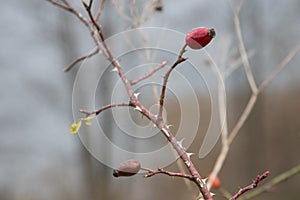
130,61,167,85
80,103,132,115
157,44,187,121
64,48,99,72
231,171,269,200
143,167,194,180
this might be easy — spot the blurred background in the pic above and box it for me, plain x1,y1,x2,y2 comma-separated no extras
1,0,300,199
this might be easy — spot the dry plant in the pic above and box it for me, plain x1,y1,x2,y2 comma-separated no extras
47,0,300,199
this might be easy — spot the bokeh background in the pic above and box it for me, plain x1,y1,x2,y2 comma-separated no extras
1,0,300,199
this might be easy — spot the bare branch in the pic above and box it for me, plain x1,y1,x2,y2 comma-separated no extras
47,0,71,10
63,48,99,72
95,0,106,21
258,44,300,93
231,1,258,94
238,164,300,200
158,44,187,120
228,93,257,144
231,171,270,200
225,49,255,79
130,61,167,85
80,102,132,115
50,2,213,198
207,55,229,190
142,167,194,181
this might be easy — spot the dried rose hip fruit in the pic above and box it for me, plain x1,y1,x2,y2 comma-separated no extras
113,159,141,177
208,173,221,189
185,27,216,49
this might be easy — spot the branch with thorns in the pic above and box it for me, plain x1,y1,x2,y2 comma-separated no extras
230,171,269,200
48,0,300,200
48,0,213,199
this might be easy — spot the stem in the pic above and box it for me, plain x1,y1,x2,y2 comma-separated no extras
230,171,269,200
130,61,167,85
157,44,187,121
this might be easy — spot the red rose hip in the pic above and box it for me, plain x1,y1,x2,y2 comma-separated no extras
185,27,216,49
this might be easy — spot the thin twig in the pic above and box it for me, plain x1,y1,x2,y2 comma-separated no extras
230,171,269,200
208,57,229,190
228,93,257,144
80,103,132,115
258,44,300,93
95,0,106,21
157,44,187,121
238,164,300,200
142,167,194,181
47,0,70,10
230,0,257,94
63,48,99,72
130,61,167,85
225,49,255,78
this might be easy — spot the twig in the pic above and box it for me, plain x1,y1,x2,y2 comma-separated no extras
142,167,194,181
238,164,300,200
82,1,137,103
258,44,300,93
230,171,270,200
130,61,167,85
80,102,132,115
230,0,257,94
95,0,106,21
47,0,70,10
228,93,257,144
157,44,187,121
208,57,229,189
225,49,255,78
63,48,99,72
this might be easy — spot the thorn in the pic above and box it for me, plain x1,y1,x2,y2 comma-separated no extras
210,192,215,197
177,138,185,148
166,124,173,129
134,92,141,99
134,106,142,112
187,152,194,159
202,178,208,184
153,124,157,128
111,67,118,72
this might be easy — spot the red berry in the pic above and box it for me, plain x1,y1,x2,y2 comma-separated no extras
208,173,221,189
113,159,141,177
185,27,216,49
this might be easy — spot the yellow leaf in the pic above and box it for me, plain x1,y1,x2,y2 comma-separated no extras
70,120,82,135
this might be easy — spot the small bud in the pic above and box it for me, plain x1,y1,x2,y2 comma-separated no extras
185,27,216,50
113,159,141,177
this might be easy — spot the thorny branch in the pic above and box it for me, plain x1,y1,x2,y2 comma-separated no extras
48,1,300,199
49,1,212,199
237,164,300,200
230,171,269,200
